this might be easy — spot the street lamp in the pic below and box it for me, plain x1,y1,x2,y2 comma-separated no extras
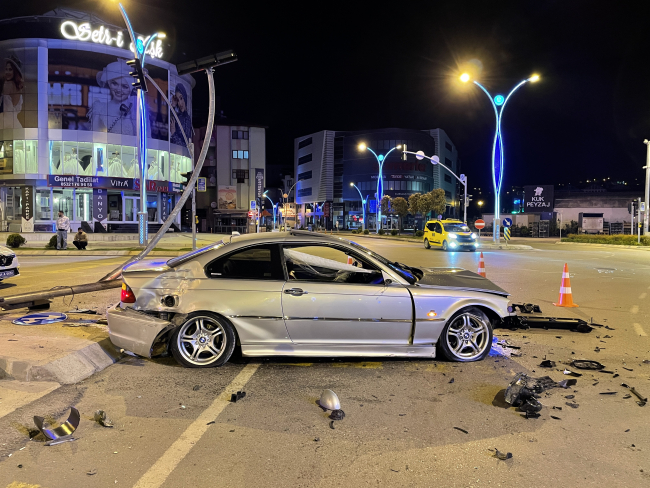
477,200,484,207
358,142,402,233
643,139,649,234
402,149,468,223
350,183,367,232
460,71,539,242
263,190,276,230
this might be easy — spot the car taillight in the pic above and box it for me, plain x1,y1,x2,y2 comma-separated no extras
121,283,136,303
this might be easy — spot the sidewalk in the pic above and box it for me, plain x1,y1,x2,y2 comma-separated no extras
0,313,120,384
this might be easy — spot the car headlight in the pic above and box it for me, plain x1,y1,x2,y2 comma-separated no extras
450,241,457,247
470,233,477,240
448,233,458,239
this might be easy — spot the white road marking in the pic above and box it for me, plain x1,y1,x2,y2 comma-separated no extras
630,305,639,314
132,363,259,488
640,293,647,300
633,323,647,337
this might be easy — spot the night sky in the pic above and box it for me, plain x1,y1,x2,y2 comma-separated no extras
5,1,650,191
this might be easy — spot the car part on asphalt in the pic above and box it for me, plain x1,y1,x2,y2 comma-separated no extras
329,409,345,421
508,303,542,314
550,415,561,420
504,373,544,414
565,402,580,409
12,312,68,326
539,360,556,368
44,435,77,446
93,410,114,427
66,308,97,314
621,384,647,406
557,379,577,388
494,448,512,460
34,407,80,441
319,389,341,411
454,427,469,434
503,315,593,333
571,360,605,370
600,392,617,395
563,369,582,377
230,391,246,403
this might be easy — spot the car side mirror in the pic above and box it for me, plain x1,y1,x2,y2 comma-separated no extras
381,270,393,286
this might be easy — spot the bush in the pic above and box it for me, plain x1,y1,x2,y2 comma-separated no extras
391,229,398,236
46,235,58,249
519,226,530,237
364,229,369,235
562,234,650,246
378,229,385,235
415,230,424,237
351,229,358,234
6,233,25,248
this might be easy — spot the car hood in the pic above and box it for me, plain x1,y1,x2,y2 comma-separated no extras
417,267,509,296
0,245,16,257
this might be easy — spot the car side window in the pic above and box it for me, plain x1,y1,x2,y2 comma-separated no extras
205,244,284,280
435,223,442,233
426,223,436,232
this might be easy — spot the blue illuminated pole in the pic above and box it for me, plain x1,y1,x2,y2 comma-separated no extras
263,191,276,230
358,143,402,233
350,183,366,232
462,73,539,242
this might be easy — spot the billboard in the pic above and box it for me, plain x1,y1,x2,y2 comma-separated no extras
524,185,554,212
0,45,38,129
47,49,192,146
218,185,237,210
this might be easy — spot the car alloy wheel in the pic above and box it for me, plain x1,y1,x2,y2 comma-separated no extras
424,238,431,249
442,240,449,251
440,307,492,362
170,313,235,368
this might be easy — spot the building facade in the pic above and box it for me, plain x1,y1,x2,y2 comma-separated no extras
191,120,266,234
293,128,460,230
0,8,194,233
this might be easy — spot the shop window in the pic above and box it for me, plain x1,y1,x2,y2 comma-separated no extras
5,187,21,221
106,145,122,177
122,146,136,178
52,189,73,217
94,143,108,177
12,141,25,174
36,188,51,221
158,151,168,180
50,141,62,175
147,149,160,180
78,142,93,176
62,141,79,175
75,189,92,222
0,141,14,174
169,153,180,183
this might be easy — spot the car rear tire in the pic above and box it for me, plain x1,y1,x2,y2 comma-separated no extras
442,240,449,251
170,312,236,368
424,238,431,249
438,306,492,362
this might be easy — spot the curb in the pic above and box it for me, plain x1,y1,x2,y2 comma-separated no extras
13,250,186,256
353,235,533,250
0,338,122,385
556,241,650,250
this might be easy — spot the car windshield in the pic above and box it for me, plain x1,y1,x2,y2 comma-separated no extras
444,224,470,233
347,240,418,284
167,241,227,268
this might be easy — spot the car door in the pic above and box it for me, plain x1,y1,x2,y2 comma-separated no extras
280,243,413,344
430,222,442,246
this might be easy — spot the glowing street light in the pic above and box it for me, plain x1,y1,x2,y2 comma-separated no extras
263,190,277,230
477,200,484,207
350,183,368,232
358,142,402,233
460,71,539,242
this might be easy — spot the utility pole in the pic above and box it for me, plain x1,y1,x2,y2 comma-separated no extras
191,143,197,250
643,139,650,234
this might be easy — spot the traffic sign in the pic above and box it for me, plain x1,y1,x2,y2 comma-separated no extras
504,227,511,242
474,219,485,230
13,312,67,326
250,200,257,211
503,218,513,228
196,177,207,192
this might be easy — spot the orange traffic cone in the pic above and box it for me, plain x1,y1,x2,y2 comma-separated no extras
347,256,353,265
477,252,486,277
553,263,579,307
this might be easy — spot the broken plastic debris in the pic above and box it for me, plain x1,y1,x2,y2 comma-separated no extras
550,415,561,420
494,448,513,460
34,407,80,441
448,378,455,384
539,360,556,368
621,383,647,407
454,427,469,434
563,369,582,377
329,409,346,421
93,410,114,428
87,469,98,476
557,379,577,388
230,391,246,403
44,435,76,446
600,392,617,395
571,360,604,370
319,389,341,411
65,309,97,314
565,402,580,409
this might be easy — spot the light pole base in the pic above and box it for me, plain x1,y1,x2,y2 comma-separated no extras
138,212,148,246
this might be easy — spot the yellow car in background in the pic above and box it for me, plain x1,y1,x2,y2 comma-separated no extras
423,219,479,251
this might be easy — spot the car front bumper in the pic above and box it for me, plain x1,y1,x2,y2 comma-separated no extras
107,305,174,358
0,267,19,280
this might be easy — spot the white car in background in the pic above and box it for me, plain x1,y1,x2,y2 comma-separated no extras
0,246,19,281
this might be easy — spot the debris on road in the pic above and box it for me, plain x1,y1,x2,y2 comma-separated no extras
550,415,561,420
93,410,114,428
493,448,513,460
565,402,580,409
539,360,556,368
87,469,98,476
558,379,578,388
449,378,455,384
454,427,469,434
600,392,617,395
230,391,246,403
34,407,80,441
193,385,201,391
45,435,76,446
621,383,647,407
571,360,604,370
509,303,542,314
505,373,543,415
66,308,97,314
563,369,582,377
319,389,341,411
329,409,346,421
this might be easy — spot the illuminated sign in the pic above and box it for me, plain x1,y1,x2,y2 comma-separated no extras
60,21,164,59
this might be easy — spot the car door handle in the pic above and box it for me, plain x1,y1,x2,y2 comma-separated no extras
284,288,308,296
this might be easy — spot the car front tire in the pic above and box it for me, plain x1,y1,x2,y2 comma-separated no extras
424,238,431,249
170,312,236,368
442,240,449,251
438,306,493,362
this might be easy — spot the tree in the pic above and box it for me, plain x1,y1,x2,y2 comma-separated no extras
380,195,392,216
391,197,409,234
419,188,447,220
408,193,422,216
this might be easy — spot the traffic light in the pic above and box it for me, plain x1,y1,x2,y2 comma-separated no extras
126,58,148,92
628,201,638,214
180,171,193,188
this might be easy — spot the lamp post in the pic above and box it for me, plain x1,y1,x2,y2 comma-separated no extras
358,143,402,233
350,183,367,232
643,139,650,234
263,191,276,230
403,149,468,224
460,72,539,242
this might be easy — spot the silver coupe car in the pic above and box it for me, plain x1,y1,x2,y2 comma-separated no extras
107,231,511,367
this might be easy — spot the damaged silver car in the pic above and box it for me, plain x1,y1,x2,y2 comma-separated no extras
107,231,511,367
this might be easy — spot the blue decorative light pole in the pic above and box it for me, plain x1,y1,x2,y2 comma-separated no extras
263,190,276,230
460,72,539,242
357,142,402,233
350,183,367,232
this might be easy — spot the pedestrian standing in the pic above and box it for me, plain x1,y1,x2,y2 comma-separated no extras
73,228,88,250
56,211,70,250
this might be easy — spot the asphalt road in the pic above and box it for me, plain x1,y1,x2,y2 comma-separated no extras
0,239,649,487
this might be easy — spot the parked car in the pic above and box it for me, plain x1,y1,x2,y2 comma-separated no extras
107,231,510,368
0,246,20,281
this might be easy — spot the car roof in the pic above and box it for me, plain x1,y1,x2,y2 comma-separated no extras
425,219,463,224
226,230,357,246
